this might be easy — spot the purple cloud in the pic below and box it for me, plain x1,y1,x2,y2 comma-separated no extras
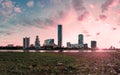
78,11,89,21
0,0,22,19
112,27,117,30
96,33,100,36
85,34,91,37
72,0,85,12
101,0,119,12
27,0,34,7
82,30,91,37
14,7,22,13
99,15,107,21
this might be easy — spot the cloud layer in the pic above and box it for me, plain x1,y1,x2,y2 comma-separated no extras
101,0,120,12
0,0,120,48
27,0,34,7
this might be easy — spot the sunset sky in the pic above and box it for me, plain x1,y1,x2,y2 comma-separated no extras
0,0,120,48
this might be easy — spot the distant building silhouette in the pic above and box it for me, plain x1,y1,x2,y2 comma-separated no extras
91,41,97,49
84,43,88,49
58,24,62,48
78,34,84,48
7,44,14,47
78,34,84,45
70,44,79,48
44,39,54,46
67,42,71,48
30,44,34,48
23,37,30,49
67,42,84,48
35,36,40,49
43,39,57,48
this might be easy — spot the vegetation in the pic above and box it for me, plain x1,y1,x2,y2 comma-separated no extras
0,52,75,75
0,52,120,75
63,52,120,75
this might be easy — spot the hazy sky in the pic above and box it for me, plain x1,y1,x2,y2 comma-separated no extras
0,0,120,48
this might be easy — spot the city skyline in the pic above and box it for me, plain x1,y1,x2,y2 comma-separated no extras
0,0,120,48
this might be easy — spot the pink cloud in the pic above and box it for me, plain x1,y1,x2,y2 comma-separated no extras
27,1,34,7
72,0,86,15
112,27,117,30
95,18,99,21
85,34,91,37
99,15,107,21
89,4,95,9
78,11,89,21
1,0,13,16
2,0,13,8
82,30,92,37
115,10,120,15
96,33,100,35
0,0,21,23
102,0,119,12
0,0,21,17
82,30,89,34
14,7,22,13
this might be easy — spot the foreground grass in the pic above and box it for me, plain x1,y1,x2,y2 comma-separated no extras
0,52,76,75
0,52,120,75
62,52,120,75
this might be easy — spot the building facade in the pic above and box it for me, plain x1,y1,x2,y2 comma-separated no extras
91,41,97,49
23,37,30,49
44,39,54,46
43,39,57,49
58,24,62,48
67,42,71,48
78,34,84,45
67,42,84,48
35,36,40,49
84,43,88,49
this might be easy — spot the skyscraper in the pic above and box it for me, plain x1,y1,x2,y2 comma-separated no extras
44,39,54,46
58,24,62,48
23,37,30,49
35,35,40,49
91,41,97,49
78,34,84,45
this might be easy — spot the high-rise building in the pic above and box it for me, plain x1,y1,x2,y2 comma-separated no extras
67,42,71,48
84,43,88,49
44,39,54,46
91,41,97,49
78,34,84,45
58,24,62,48
35,36,40,49
43,39,57,49
23,37,30,49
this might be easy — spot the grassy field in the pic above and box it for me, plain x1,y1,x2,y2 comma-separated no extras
0,52,120,75
0,52,76,75
62,52,120,75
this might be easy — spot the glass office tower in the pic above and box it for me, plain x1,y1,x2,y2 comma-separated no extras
58,25,62,48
